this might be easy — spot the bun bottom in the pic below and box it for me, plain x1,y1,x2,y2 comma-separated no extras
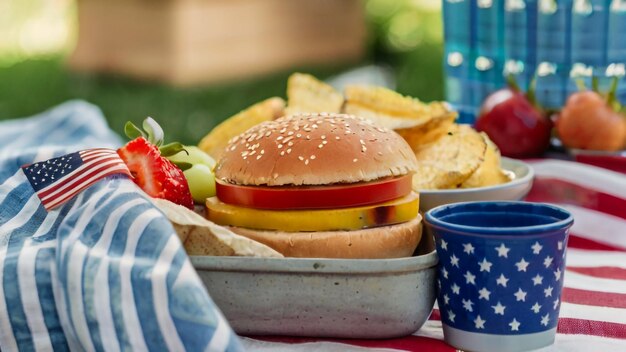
227,215,422,259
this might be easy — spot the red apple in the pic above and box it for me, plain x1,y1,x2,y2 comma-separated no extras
476,82,552,158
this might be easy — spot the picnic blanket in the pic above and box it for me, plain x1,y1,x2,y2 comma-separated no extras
2,101,626,351
0,101,242,351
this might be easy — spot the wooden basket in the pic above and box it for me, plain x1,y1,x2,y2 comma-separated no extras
69,0,367,85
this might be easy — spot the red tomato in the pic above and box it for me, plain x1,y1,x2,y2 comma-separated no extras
215,174,413,210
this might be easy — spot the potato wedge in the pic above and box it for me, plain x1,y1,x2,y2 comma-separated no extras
198,97,285,160
285,73,344,115
412,124,487,190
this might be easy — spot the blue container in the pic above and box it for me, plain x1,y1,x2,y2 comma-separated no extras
571,0,611,71
504,0,538,91
425,201,574,352
443,0,473,54
536,0,573,108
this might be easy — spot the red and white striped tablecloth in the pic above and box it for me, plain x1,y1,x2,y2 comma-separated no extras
241,159,626,352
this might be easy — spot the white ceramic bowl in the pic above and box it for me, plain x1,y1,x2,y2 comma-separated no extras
418,157,534,212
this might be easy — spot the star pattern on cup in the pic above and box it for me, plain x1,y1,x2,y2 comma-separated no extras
436,237,566,334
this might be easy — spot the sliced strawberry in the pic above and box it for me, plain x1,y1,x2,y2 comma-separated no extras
118,137,194,209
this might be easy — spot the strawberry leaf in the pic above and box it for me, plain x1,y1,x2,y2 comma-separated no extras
171,161,193,172
143,117,164,146
125,122,146,140
160,142,187,157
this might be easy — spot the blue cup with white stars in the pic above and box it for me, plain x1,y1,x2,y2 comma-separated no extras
425,201,574,352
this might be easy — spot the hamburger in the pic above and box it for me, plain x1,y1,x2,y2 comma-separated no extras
206,112,422,258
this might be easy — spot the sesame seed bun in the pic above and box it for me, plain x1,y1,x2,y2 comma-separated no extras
209,112,421,259
215,113,418,186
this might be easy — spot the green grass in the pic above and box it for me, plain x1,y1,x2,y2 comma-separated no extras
0,47,443,145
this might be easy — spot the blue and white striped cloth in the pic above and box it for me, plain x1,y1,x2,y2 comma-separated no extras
0,101,243,351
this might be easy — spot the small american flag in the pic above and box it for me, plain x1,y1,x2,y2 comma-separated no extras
22,148,131,210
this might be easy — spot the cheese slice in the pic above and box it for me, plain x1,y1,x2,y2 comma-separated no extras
206,192,419,232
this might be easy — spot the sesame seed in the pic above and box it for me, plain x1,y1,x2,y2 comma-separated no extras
318,144,324,148
277,136,284,141
377,151,383,156
306,135,311,140
288,131,294,136
335,136,340,140
296,133,302,138
260,150,265,154
265,131,271,137
322,140,328,145
278,144,283,149
243,156,247,160
280,128,287,133
283,136,293,143
359,139,365,145
353,158,358,162
256,155,262,160
298,156,304,161
312,124,318,129
310,155,316,160
241,151,249,157
305,159,309,165
280,151,285,156
321,135,326,140
287,148,292,154
249,150,256,155
288,141,294,147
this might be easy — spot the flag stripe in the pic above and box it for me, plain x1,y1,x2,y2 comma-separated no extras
565,270,626,294
567,267,626,281
525,178,626,220
39,156,126,201
567,249,626,269
562,288,626,309
560,302,626,325
557,318,626,339
44,166,131,210
563,206,626,250
37,150,120,196
568,234,626,252
528,160,626,199
252,335,454,352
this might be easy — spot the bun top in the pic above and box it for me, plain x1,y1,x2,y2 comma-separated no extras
215,113,418,186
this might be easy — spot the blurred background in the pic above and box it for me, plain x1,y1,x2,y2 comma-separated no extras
0,0,444,144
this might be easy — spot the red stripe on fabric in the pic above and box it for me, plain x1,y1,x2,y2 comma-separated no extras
430,309,441,321
562,287,626,309
557,318,626,339
574,154,626,175
251,335,454,352
568,233,626,252
568,267,626,281
525,178,626,220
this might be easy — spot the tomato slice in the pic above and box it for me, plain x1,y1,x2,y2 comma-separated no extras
215,174,412,210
